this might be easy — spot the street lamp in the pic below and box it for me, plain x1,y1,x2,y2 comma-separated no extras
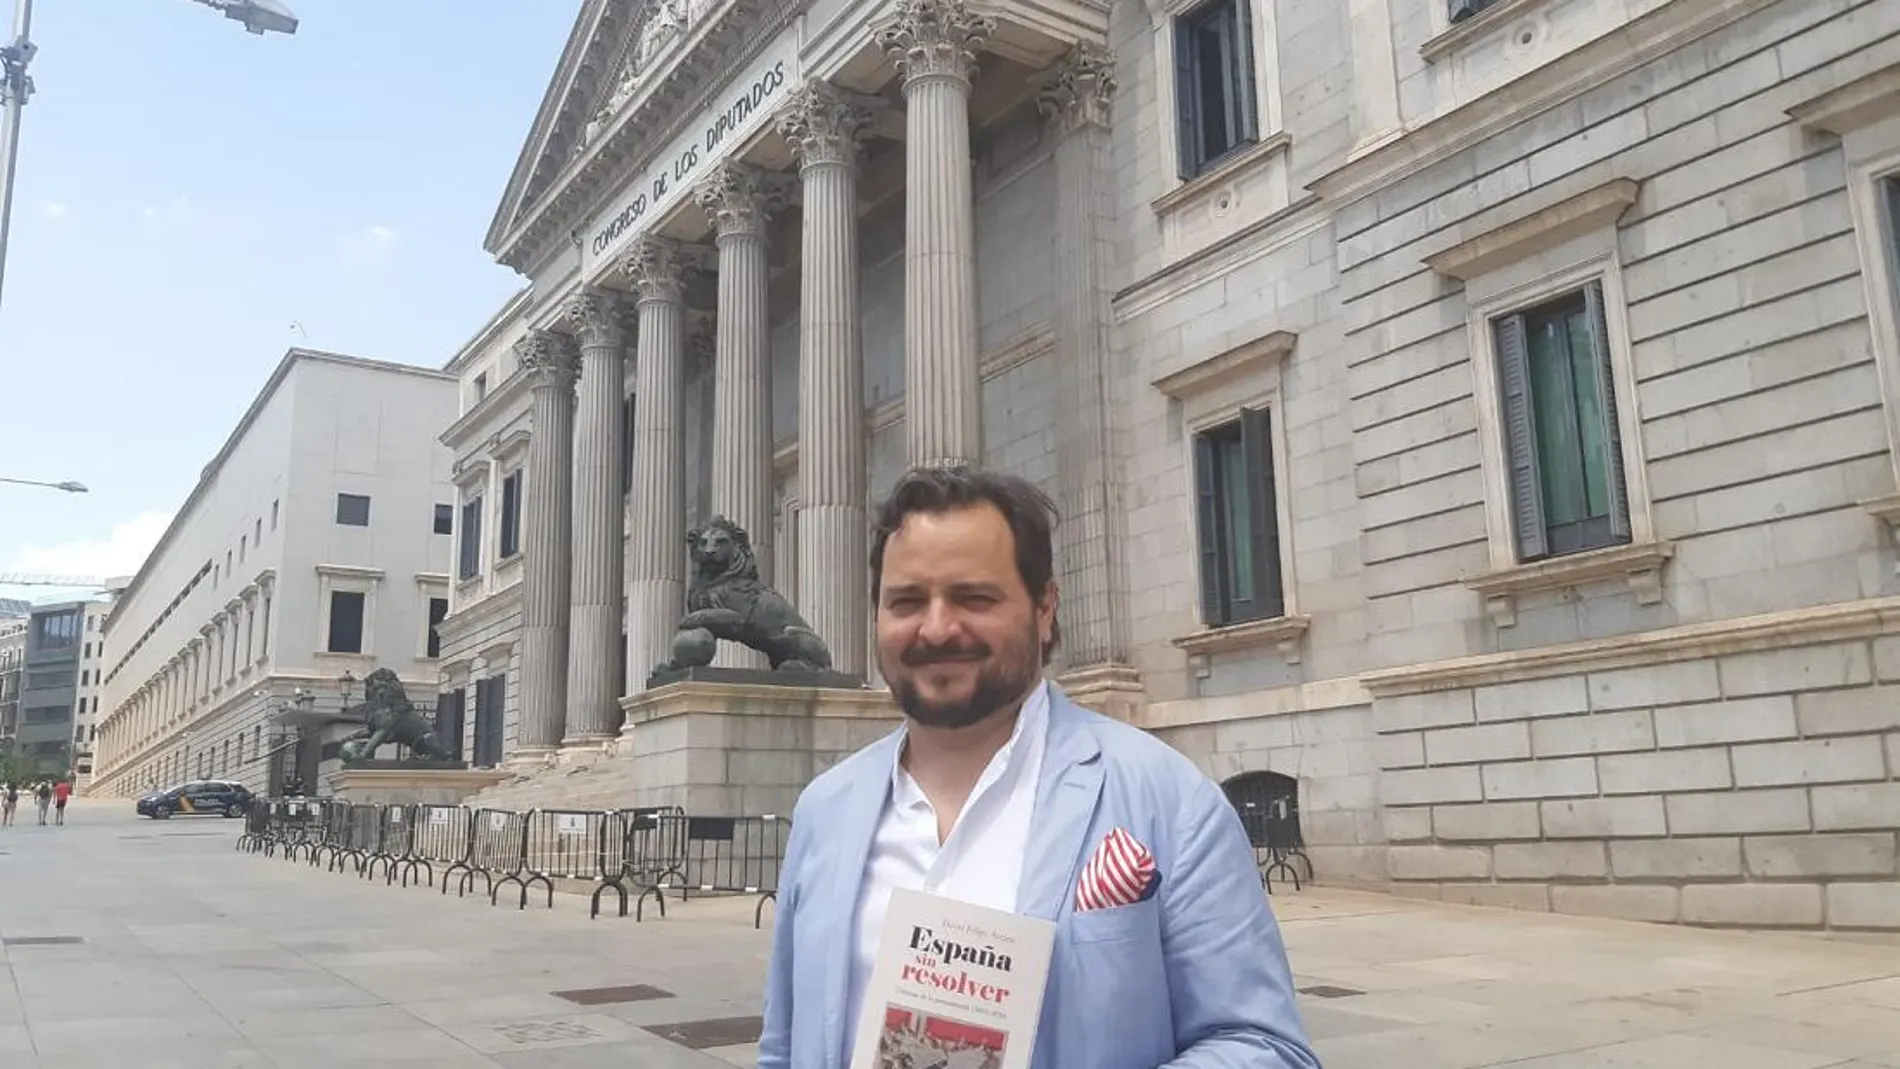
0,0,297,310
0,475,85,492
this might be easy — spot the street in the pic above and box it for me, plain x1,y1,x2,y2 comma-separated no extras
0,799,1897,1068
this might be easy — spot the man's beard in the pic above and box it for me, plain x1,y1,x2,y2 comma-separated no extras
884,624,1043,730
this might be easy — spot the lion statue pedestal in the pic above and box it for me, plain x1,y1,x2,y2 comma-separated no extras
645,516,865,692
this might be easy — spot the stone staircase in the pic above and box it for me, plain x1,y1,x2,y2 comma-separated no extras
459,757,650,814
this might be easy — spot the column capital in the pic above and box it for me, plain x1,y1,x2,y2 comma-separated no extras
515,329,580,392
1038,42,1117,134
693,161,790,239
876,0,994,90
563,288,633,350
777,80,874,172
620,234,693,305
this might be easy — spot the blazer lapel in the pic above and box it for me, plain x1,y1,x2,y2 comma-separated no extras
822,730,900,1069
1015,691,1105,922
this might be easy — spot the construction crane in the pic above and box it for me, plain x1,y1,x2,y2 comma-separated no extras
0,573,110,588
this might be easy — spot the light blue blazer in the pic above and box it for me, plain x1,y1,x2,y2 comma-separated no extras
757,686,1323,1069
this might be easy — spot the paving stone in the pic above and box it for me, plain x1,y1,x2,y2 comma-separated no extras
31,777,1900,1069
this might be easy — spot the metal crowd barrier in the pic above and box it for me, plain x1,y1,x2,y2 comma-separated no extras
594,804,685,920
640,813,790,929
464,808,529,904
1232,800,1313,893
232,797,788,926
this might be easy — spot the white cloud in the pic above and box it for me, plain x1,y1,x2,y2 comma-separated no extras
367,224,396,246
39,201,69,222
5,510,172,582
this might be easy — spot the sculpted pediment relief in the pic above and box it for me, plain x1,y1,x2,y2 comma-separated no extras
574,0,727,159
492,0,778,270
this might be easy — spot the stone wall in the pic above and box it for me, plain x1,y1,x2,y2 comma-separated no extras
1154,698,1385,886
435,587,524,764
1373,631,1900,929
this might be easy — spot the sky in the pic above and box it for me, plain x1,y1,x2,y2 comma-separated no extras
0,0,579,605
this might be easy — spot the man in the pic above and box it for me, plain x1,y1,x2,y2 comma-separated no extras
52,778,71,825
759,466,1320,1069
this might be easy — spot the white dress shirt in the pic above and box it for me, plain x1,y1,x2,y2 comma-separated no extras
843,680,1051,1045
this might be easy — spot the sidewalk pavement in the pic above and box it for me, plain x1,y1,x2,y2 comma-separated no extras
1,798,1895,1068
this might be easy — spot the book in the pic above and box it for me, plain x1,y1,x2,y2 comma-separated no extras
848,887,1057,1069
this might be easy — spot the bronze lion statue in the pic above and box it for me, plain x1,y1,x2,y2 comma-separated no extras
337,668,455,765
657,516,835,673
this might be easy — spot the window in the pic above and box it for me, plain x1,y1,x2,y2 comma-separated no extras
459,496,484,579
425,597,448,659
1449,0,1503,22
83,642,91,659
1192,407,1283,627
327,591,366,654
1493,281,1631,562
499,472,522,559
261,593,272,660
32,612,78,651
239,535,246,564
433,504,453,536
255,518,262,544
222,739,231,773
474,372,489,401
226,549,233,575
336,493,371,527
1174,0,1258,179
271,499,280,529
79,670,89,687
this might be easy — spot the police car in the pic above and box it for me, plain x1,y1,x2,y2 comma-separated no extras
134,779,254,819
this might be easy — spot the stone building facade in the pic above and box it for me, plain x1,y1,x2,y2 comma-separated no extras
90,351,459,799
454,0,1900,929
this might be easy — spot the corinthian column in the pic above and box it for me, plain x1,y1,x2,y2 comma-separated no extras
878,0,992,468
562,290,631,746
514,330,579,760
779,80,873,676
621,236,694,691
696,162,786,669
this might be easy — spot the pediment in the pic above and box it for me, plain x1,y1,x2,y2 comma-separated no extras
485,0,759,273
484,0,644,267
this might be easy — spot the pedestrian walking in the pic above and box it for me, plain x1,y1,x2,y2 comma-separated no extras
1,783,16,826
34,782,51,825
52,779,71,826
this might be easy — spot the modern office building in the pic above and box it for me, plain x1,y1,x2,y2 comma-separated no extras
89,350,458,798
15,600,96,778
439,0,1900,930
0,618,26,750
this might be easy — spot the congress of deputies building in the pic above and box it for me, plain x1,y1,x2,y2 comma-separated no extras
101,0,1900,930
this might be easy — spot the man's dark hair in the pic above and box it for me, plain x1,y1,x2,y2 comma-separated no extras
870,465,1061,659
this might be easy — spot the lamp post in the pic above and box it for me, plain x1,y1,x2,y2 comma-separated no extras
0,0,297,310
0,476,84,492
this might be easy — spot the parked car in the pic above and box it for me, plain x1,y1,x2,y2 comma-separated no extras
135,780,253,819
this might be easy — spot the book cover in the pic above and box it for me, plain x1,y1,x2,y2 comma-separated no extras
848,887,1057,1069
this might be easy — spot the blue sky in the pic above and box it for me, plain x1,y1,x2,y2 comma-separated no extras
0,0,577,604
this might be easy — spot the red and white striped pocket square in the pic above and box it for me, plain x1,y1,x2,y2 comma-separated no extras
1074,827,1158,912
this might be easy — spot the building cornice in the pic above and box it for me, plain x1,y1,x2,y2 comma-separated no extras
1359,596,1900,698
441,364,535,452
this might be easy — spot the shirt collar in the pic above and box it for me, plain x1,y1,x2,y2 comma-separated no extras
890,679,1050,810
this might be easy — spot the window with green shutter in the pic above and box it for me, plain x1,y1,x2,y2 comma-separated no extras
1493,280,1632,562
1192,407,1284,627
